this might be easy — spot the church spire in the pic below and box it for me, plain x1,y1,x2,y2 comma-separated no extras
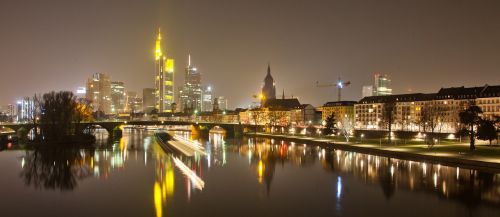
282,89,285,99
267,63,271,76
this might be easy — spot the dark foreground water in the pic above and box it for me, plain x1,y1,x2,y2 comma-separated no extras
1,130,500,217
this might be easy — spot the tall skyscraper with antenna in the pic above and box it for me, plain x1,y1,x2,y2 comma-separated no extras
154,28,174,112
179,54,202,113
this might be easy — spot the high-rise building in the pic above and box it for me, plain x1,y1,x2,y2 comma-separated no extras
179,55,202,113
217,96,228,111
7,104,15,122
76,87,86,99
201,85,213,112
143,88,156,113
111,81,126,114
86,73,112,114
16,97,35,123
154,28,174,113
362,85,374,98
373,73,392,96
126,91,142,113
261,64,276,106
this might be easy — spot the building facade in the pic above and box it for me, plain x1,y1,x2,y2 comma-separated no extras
320,101,356,122
362,85,374,98
373,73,392,96
143,88,156,113
217,96,228,111
201,85,213,112
16,97,35,123
354,85,500,133
111,81,126,114
126,91,142,113
86,72,112,114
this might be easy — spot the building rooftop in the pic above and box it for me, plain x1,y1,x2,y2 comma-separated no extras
436,85,500,99
264,98,301,109
359,93,436,104
357,84,500,104
323,101,357,107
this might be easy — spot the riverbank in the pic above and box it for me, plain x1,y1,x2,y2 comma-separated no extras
247,133,500,171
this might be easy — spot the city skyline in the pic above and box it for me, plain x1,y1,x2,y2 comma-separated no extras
1,0,500,107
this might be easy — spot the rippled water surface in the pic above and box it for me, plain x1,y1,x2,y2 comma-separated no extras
1,130,500,217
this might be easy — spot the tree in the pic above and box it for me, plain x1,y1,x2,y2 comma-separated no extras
74,99,94,137
267,109,287,133
250,109,267,134
35,91,95,144
381,102,396,143
459,104,482,151
477,119,496,145
339,116,354,142
420,103,443,145
322,113,337,136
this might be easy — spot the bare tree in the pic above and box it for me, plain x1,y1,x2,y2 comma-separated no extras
339,116,354,142
381,102,396,143
267,109,288,134
420,103,446,145
250,109,267,134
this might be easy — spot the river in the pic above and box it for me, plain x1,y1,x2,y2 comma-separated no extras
0,129,499,217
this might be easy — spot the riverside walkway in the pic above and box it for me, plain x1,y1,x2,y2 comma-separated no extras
250,132,500,171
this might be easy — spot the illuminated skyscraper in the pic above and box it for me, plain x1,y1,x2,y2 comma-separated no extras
362,85,374,98
373,73,392,96
86,73,112,114
217,96,228,111
154,28,174,112
126,91,143,113
179,55,202,113
201,85,213,112
111,81,126,114
16,97,35,122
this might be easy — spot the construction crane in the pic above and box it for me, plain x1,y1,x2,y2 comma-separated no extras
316,78,351,101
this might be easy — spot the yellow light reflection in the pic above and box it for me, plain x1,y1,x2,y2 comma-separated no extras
258,160,264,183
154,182,162,217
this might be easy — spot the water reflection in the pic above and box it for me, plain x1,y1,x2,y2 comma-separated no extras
321,148,500,207
20,148,92,191
152,143,175,217
234,137,500,208
3,130,500,216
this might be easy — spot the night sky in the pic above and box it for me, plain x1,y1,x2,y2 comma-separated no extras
1,0,500,108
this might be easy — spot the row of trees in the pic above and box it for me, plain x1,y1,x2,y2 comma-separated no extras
380,102,456,144
379,101,499,149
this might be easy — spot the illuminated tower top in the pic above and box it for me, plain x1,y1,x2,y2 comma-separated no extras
155,28,163,60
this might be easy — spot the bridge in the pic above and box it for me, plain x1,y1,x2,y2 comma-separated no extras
0,120,257,139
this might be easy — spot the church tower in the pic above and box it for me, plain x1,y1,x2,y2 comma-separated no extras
261,64,276,106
